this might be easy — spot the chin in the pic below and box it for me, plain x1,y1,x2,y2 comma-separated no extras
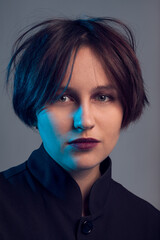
73,155,101,170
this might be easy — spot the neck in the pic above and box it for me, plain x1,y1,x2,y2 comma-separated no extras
70,165,101,216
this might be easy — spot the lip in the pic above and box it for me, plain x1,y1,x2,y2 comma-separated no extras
68,138,100,150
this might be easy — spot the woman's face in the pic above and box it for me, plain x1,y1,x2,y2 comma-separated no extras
37,47,123,172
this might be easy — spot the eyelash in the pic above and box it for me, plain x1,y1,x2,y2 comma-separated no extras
57,94,115,104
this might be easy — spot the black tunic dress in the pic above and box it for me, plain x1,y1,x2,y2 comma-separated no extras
0,144,159,239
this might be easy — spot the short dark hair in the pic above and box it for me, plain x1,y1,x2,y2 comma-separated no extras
6,17,149,128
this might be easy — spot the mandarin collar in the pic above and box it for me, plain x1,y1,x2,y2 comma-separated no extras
27,144,112,216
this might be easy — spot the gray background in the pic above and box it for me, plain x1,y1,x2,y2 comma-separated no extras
0,0,160,210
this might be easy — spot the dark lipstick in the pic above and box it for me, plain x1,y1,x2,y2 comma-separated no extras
68,138,100,150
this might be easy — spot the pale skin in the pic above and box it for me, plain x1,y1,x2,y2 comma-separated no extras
37,47,123,216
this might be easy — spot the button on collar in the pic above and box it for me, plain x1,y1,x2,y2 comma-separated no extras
81,220,93,234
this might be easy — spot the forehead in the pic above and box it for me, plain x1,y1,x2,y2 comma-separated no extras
61,46,112,89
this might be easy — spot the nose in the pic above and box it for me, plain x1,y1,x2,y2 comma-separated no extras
73,104,95,131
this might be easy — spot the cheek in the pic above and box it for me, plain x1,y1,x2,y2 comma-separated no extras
99,108,123,139
49,110,73,134
99,117,122,156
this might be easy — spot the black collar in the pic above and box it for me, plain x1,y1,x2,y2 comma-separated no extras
27,144,112,216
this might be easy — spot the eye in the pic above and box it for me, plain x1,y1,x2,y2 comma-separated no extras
58,95,73,103
95,94,113,102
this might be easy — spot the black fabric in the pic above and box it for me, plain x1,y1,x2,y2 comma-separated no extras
0,144,160,240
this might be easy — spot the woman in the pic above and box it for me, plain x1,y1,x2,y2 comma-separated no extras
0,17,159,239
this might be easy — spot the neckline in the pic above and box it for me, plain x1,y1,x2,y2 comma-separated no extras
27,144,112,216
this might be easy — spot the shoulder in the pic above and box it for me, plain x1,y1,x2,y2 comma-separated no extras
0,162,28,197
111,179,160,214
0,162,27,180
0,160,38,198
110,179,160,231
0,162,28,188
0,160,42,216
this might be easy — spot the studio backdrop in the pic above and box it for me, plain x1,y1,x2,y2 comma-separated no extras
0,0,160,210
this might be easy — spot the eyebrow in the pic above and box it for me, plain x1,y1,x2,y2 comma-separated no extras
58,85,117,94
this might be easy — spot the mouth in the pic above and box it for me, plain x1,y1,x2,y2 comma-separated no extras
68,138,100,150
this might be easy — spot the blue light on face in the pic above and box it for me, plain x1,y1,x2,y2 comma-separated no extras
73,106,83,131
37,109,77,171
